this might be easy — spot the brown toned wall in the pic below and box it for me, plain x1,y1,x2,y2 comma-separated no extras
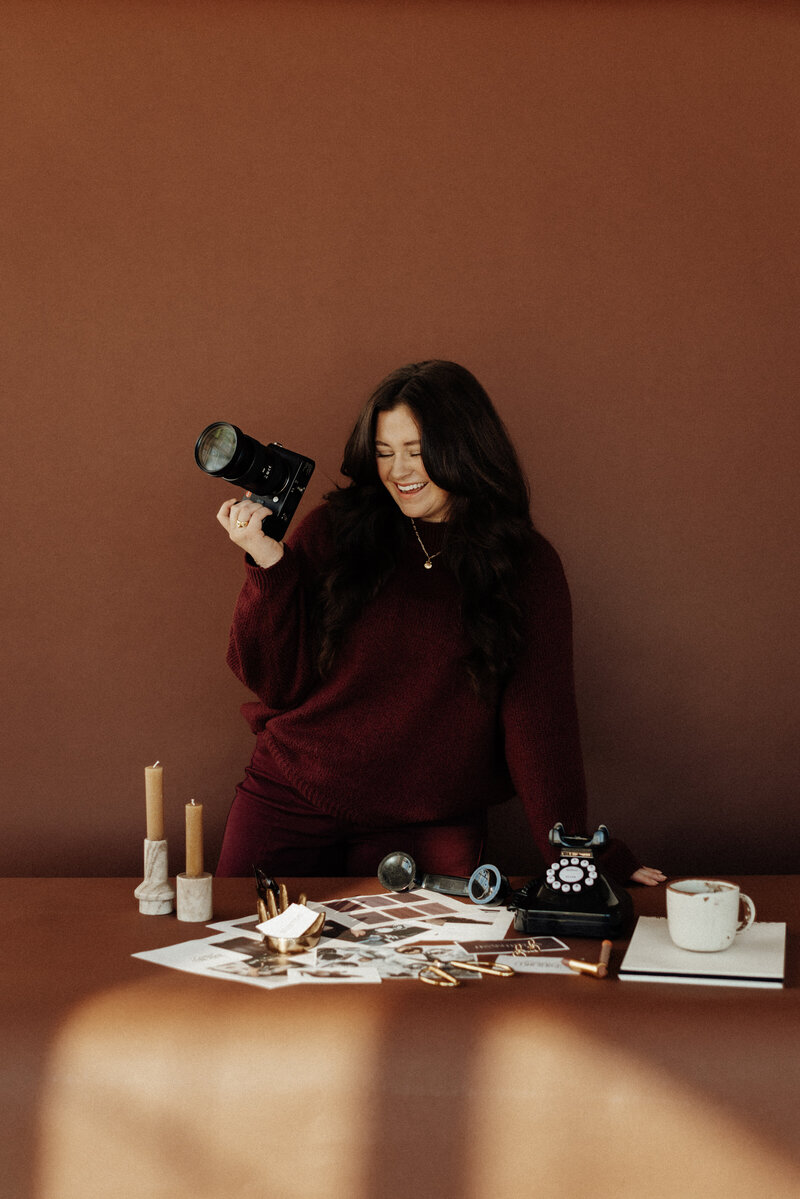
2,1,798,877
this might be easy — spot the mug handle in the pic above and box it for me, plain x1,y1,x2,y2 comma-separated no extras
737,892,756,932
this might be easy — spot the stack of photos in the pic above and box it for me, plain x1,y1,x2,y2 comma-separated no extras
133,888,569,990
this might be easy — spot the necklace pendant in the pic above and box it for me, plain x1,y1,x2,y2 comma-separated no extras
411,519,440,570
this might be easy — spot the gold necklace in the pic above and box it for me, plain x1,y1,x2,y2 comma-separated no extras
410,518,442,570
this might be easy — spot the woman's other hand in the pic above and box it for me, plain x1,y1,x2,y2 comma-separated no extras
630,866,667,886
217,498,285,569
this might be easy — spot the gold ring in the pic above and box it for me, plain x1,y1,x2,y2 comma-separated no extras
236,520,248,528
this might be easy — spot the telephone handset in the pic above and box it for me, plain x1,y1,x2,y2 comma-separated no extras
510,824,633,939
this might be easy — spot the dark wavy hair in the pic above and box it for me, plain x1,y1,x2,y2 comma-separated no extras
316,360,536,699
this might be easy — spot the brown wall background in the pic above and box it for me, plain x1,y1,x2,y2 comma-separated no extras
2,1,798,877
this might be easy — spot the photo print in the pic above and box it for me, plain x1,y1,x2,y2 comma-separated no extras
315,889,512,940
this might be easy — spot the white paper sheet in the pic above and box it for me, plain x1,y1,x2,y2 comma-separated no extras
256,902,320,939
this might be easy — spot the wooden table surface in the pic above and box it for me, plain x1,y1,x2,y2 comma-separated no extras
3,875,799,1199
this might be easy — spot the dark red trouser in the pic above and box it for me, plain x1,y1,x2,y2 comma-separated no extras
215,739,485,878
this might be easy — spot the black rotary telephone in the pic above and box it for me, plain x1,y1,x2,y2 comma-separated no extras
509,824,633,939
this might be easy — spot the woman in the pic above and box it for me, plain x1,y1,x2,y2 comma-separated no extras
215,360,664,887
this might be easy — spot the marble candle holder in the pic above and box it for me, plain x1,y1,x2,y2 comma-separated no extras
134,838,176,915
176,872,213,923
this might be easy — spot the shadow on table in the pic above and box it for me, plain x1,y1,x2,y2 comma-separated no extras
30,876,800,1199
362,967,800,1199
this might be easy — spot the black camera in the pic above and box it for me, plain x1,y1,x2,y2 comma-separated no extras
195,421,315,540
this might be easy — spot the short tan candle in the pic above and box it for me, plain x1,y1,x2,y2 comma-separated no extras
144,762,164,841
185,799,204,878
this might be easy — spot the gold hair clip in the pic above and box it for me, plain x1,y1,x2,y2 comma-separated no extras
448,959,514,978
419,962,462,987
400,947,516,987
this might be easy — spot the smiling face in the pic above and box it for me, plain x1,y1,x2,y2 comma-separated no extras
374,404,451,522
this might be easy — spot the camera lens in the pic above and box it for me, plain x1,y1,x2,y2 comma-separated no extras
195,422,238,473
194,421,293,497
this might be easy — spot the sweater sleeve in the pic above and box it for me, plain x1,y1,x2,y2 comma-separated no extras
501,538,642,883
500,538,589,866
225,506,328,716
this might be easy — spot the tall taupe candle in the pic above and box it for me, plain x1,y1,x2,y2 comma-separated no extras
144,762,164,841
185,799,203,878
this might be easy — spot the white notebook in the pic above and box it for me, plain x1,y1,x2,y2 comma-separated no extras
618,916,786,988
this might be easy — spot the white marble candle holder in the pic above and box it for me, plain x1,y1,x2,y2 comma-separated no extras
134,839,176,915
176,872,213,923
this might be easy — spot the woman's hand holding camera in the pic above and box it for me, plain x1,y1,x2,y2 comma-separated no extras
217,498,285,569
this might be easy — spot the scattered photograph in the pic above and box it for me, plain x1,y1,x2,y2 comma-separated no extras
315,949,423,981
335,922,432,947
495,954,574,976
457,935,568,956
208,914,264,936
314,942,482,981
310,889,512,942
287,964,382,984
137,889,544,988
210,958,293,980
212,935,277,957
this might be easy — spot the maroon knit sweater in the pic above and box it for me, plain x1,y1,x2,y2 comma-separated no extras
226,505,639,879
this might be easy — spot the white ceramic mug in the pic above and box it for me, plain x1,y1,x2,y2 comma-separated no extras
666,879,756,952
